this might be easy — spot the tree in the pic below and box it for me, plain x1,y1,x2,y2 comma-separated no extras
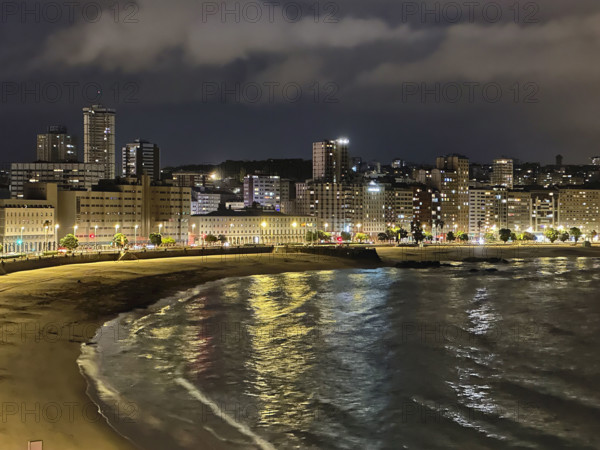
355,233,368,243
318,231,332,242
499,229,512,243
510,232,518,242
163,237,176,246
412,228,425,244
559,231,570,242
484,232,496,241
410,220,425,244
569,227,582,243
378,232,390,242
113,233,129,248
544,228,559,243
446,231,456,242
591,230,598,241
218,235,228,244
149,233,162,246
518,231,536,241
424,233,433,242
60,234,79,251
340,231,352,242
457,231,469,242
205,234,219,245
399,228,409,241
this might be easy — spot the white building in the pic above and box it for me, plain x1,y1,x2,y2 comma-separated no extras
0,197,55,253
243,175,281,210
189,211,313,246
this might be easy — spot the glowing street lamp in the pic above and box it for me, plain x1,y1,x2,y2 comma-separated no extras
55,224,59,250
20,226,25,253
134,224,139,246
261,221,267,244
94,225,98,249
158,223,163,235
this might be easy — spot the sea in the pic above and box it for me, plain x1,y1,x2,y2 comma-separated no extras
78,258,600,449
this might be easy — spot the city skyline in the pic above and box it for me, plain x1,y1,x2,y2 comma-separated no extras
4,103,600,170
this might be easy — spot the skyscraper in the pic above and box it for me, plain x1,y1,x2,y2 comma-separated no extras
433,154,470,231
83,105,116,179
36,125,77,162
312,139,350,182
491,159,514,188
122,139,161,181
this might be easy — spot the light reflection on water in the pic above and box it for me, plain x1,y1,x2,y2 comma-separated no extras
85,259,600,450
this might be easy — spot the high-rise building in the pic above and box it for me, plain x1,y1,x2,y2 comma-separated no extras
468,188,508,235
243,175,281,210
385,186,414,230
312,139,350,182
433,155,470,231
36,125,77,162
83,105,116,179
591,156,600,166
122,139,161,181
491,159,514,188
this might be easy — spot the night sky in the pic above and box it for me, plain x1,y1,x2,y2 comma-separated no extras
1,0,600,166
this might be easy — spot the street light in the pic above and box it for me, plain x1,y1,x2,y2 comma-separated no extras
94,225,98,249
44,223,49,253
261,221,267,245
159,223,163,235
134,225,138,247
55,224,59,250
20,226,24,254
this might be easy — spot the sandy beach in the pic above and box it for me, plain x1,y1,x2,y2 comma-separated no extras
0,251,378,450
1,244,599,449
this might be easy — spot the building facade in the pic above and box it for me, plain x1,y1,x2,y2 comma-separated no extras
122,139,160,181
468,188,508,235
36,125,77,162
10,162,105,198
491,159,514,188
312,139,350,183
433,155,470,232
0,198,55,253
83,105,116,179
189,211,313,245
56,176,190,247
243,175,281,210
557,188,600,233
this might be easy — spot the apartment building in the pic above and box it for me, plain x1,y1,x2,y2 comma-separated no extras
468,188,508,235
557,188,600,233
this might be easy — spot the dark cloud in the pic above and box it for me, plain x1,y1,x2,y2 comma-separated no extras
1,0,600,166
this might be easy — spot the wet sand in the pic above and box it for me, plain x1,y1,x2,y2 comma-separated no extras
0,252,377,450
